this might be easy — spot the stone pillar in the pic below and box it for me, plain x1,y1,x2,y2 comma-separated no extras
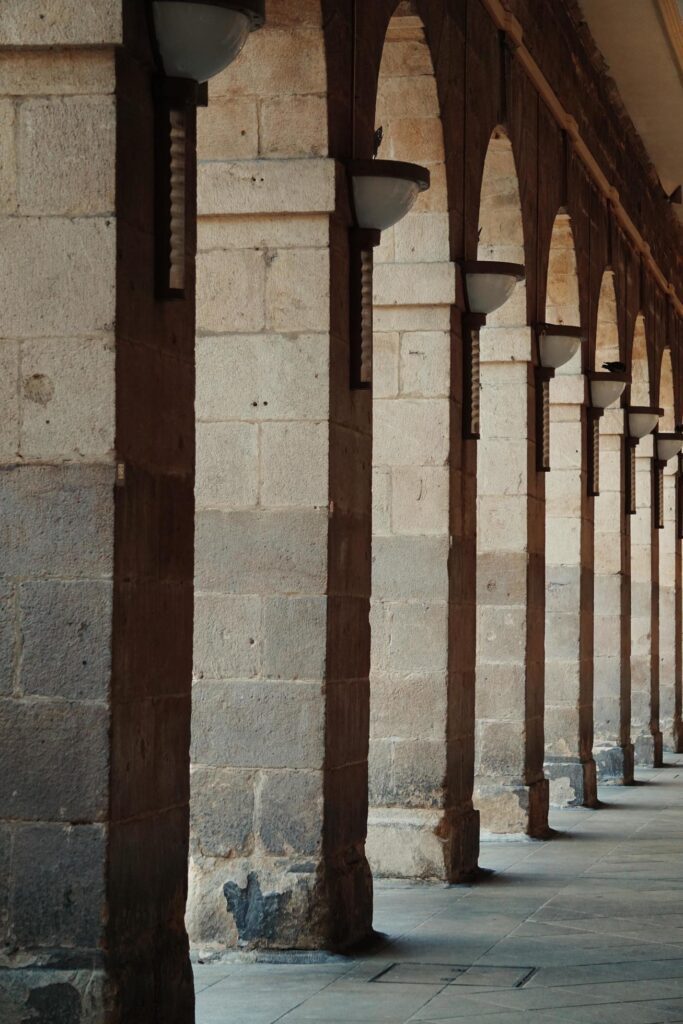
675,459,683,752
367,262,465,879
632,439,656,764
544,364,597,806
476,326,549,835
0,3,195,1020
190,152,372,949
593,411,633,780
659,460,677,750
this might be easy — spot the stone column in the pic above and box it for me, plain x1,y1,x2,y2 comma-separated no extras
593,411,633,780
367,261,464,879
659,460,677,750
544,366,597,806
476,325,549,835
0,3,195,1020
675,459,683,752
190,155,373,950
632,439,656,764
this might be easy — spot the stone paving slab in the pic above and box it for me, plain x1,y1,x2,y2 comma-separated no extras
196,756,683,1024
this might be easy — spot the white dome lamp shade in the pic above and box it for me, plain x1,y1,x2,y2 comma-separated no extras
152,0,265,83
346,160,430,390
627,405,662,440
462,261,525,316
348,160,430,232
537,323,584,370
656,432,683,462
588,371,629,410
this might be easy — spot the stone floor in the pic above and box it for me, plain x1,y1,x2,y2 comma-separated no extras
194,755,683,1024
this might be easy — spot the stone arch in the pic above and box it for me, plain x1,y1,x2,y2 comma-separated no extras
368,6,457,880
190,1,374,951
475,127,548,835
593,269,632,780
543,212,596,806
630,314,652,407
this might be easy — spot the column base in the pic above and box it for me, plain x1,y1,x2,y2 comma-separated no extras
652,729,664,768
476,777,549,838
674,716,683,754
366,808,453,881
634,732,655,766
190,851,372,953
544,756,597,808
594,743,634,784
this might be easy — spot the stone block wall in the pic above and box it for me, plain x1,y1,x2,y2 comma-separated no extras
190,0,372,951
0,2,196,1019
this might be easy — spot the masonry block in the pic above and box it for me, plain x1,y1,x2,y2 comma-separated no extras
193,593,261,681
197,249,265,334
262,596,327,681
190,766,255,858
0,1,121,44
260,421,328,508
258,770,323,856
195,422,259,510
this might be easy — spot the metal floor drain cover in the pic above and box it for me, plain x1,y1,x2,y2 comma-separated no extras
370,963,535,988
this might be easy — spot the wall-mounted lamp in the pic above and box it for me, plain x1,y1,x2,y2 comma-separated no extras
347,159,430,388
534,324,584,471
149,1,265,298
652,430,682,530
460,261,525,439
624,405,661,515
587,370,629,497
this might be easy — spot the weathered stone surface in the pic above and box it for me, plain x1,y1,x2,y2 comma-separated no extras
265,248,330,333
10,824,105,947
0,699,108,820
259,95,328,158
193,593,261,681
262,596,327,680
17,97,115,215
367,809,446,879
196,333,329,423
0,969,109,1024
0,1,121,45
195,422,259,510
0,464,114,578
19,580,112,699
197,249,265,334
0,217,115,338
372,535,448,601
0,582,14,696
0,99,16,214
258,770,322,855
260,421,328,508
197,97,258,161
198,159,335,216
0,49,114,96
191,680,324,769
20,336,115,459
190,766,255,858
195,509,328,594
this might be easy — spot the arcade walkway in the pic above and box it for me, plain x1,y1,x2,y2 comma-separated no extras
195,757,683,1024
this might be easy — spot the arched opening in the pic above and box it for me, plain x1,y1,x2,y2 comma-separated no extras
630,313,656,764
658,348,676,751
593,270,631,779
474,128,544,833
543,212,594,806
368,7,455,880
